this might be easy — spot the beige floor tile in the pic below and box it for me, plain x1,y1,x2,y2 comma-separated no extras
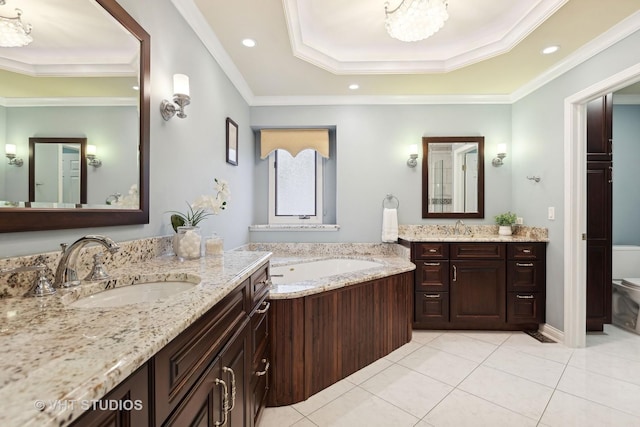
360,364,452,418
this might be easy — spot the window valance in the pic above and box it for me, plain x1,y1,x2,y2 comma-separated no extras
260,129,329,159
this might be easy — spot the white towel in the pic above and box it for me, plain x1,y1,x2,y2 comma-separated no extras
381,208,398,243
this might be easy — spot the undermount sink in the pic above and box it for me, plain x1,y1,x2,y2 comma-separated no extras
68,281,197,309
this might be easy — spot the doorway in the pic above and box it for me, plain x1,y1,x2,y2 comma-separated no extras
565,63,640,347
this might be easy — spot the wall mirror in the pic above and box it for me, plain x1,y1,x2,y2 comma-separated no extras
422,136,485,218
0,0,150,232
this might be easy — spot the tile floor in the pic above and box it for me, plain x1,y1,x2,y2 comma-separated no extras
257,325,640,427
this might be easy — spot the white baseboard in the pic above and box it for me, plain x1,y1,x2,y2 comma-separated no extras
539,323,565,344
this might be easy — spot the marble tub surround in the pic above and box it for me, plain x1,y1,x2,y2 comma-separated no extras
0,250,271,427
239,242,415,299
398,224,548,242
0,236,173,298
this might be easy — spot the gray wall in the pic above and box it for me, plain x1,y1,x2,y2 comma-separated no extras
2,106,139,205
0,0,254,258
250,104,513,242
512,29,640,330
613,104,640,245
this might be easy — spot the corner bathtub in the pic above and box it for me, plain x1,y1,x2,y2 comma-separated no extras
270,258,383,285
266,256,415,406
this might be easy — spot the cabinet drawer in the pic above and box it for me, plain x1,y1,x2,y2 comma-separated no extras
251,263,271,309
414,243,448,259
415,291,449,323
450,243,505,259
508,243,545,260
154,280,248,423
507,260,545,292
415,260,449,291
507,292,544,324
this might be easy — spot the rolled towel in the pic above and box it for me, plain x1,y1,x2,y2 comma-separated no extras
381,208,398,243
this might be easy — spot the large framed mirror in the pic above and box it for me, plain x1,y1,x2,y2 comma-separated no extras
0,0,150,232
422,136,484,218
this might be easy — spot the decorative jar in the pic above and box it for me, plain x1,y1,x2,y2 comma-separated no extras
173,225,202,260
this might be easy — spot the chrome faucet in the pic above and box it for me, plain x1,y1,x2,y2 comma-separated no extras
454,219,465,235
54,235,120,288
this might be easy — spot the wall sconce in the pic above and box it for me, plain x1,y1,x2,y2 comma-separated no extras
5,144,23,166
492,143,507,167
407,144,419,168
160,74,190,120
86,145,102,168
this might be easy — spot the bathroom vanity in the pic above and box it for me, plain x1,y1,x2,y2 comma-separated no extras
0,241,272,427
399,229,548,331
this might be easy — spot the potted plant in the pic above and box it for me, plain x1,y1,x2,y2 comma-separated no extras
495,211,517,236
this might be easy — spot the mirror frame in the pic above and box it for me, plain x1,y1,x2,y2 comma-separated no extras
28,137,88,205
0,0,150,233
422,136,485,219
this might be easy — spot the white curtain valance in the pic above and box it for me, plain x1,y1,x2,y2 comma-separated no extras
260,129,329,159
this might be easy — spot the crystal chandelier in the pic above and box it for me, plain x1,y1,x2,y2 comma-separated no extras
0,0,33,47
384,0,449,42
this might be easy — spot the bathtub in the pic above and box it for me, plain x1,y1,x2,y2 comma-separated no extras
270,258,383,285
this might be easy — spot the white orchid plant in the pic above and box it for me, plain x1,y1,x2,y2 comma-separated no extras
169,178,230,232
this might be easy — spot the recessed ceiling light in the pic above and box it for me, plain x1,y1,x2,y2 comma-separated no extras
349,84,359,90
242,38,256,48
542,45,559,55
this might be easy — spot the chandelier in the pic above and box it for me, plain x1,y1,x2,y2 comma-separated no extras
384,0,449,42
0,0,33,47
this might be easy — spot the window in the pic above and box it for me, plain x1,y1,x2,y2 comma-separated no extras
268,149,323,224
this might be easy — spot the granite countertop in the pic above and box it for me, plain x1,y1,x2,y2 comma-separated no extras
0,250,271,427
267,254,416,299
397,224,549,243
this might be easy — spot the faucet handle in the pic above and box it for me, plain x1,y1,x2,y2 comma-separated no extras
84,253,111,281
0,264,56,297
26,265,56,297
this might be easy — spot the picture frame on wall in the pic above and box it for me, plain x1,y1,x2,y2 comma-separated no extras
226,117,238,166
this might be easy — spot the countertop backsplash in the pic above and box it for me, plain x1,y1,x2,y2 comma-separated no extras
0,236,173,298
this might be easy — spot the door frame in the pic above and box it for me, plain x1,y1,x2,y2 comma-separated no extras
564,62,640,347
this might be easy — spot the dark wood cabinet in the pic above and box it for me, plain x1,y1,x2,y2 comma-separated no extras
409,241,546,330
71,364,149,427
71,261,270,427
164,323,249,427
450,259,506,325
586,93,613,331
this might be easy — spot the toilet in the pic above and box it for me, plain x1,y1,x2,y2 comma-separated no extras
612,245,640,334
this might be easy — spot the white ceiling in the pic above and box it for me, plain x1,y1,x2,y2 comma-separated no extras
1,0,640,102
175,0,640,104
0,0,138,77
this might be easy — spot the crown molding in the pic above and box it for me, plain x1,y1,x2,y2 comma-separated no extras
0,97,138,107
174,0,640,107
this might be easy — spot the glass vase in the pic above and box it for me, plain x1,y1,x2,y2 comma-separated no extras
173,225,202,260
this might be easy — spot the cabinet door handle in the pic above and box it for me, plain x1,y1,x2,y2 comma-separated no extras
522,249,532,253
452,265,457,282
424,293,441,298
516,262,534,267
214,378,229,426
428,249,437,253
256,358,270,377
222,366,236,411
516,294,535,299
423,262,440,266
256,301,270,314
